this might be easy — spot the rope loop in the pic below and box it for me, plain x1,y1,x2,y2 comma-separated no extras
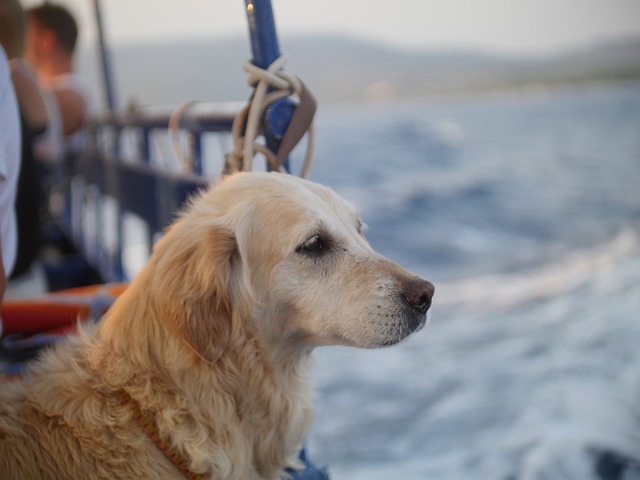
224,55,315,177
168,100,199,172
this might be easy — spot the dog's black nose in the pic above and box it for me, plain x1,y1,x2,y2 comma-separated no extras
403,279,435,314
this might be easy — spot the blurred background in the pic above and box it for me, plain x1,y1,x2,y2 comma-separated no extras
18,1,640,479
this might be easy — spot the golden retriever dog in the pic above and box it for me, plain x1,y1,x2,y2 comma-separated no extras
0,172,434,479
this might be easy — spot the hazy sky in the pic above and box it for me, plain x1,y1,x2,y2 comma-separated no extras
21,0,640,55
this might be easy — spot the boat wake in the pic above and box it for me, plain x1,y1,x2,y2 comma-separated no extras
435,228,640,312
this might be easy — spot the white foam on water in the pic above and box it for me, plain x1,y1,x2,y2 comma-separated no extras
435,229,640,311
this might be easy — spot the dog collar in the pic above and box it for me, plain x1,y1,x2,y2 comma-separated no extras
116,388,207,480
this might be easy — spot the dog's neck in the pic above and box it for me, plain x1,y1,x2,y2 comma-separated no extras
170,334,316,477
93,298,315,478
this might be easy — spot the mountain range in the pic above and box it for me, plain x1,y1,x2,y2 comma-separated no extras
77,34,640,109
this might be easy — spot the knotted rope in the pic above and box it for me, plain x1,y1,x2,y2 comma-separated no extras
224,55,316,177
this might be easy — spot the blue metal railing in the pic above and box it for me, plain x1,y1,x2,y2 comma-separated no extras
62,107,236,281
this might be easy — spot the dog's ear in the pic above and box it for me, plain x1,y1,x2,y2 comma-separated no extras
157,223,246,364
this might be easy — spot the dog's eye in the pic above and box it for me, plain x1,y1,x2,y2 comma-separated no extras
296,234,326,256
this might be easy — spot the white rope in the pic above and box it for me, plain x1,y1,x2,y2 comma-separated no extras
225,55,315,177
168,99,198,172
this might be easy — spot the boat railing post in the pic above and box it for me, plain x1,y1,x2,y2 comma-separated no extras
244,0,293,172
193,134,203,175
142,126,151,164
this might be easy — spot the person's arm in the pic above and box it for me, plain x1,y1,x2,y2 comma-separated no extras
52,88,85,136
11,66,48,132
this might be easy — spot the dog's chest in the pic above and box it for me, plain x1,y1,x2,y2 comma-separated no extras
235,364,315,475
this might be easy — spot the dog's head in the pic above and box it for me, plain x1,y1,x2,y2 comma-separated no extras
148,172,434,362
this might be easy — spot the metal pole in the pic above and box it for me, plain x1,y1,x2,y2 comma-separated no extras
93,0,117,111
245,0,281,68
244,0,293,170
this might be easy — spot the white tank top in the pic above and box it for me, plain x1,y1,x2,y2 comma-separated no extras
50,72,90,155
9,59,65,164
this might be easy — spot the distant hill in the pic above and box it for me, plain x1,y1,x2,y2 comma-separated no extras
77,35,640,110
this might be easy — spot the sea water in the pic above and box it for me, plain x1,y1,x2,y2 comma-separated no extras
300,82,640,479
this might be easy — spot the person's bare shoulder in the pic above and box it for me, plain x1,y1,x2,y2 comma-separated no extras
10,68,48,132
53,87,86,136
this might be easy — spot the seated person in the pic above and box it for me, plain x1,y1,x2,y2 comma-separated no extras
24,2,88,156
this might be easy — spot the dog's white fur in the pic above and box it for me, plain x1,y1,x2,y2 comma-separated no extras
0,172,433,479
